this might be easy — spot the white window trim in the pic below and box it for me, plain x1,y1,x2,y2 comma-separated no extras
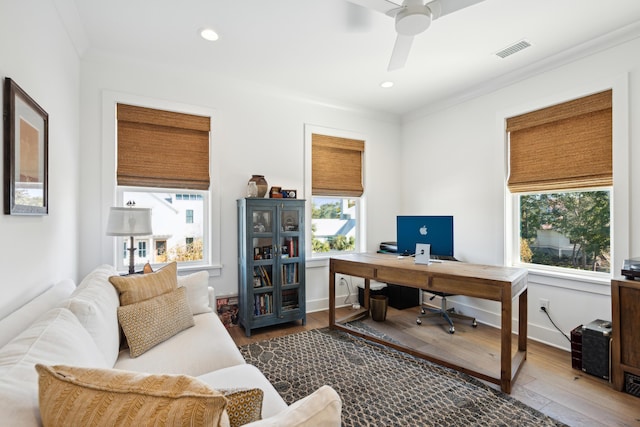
304,124,367,266
101,91,222,276
499,74,629,291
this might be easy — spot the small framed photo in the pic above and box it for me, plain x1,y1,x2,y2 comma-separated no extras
282,189,297,199
3,78,48,215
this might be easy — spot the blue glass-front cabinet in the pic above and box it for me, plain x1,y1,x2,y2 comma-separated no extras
237,198,306,336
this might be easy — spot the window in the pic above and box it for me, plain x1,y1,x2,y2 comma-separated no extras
312,197,358,253
507,90,612,274
155,240,166,263
311,133,364,255
119,188,207,266
138,241,147,258
114,103,211,270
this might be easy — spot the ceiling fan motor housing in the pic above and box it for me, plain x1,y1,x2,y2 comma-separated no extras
395,4,432,36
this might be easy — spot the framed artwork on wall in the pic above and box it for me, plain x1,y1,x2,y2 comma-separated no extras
3,78,48,215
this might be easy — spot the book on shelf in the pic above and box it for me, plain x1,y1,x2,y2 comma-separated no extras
254,265,272,287
281,289,299,311
281,263,298,285
254,293,273,316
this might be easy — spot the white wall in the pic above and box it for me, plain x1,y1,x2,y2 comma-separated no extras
400,35,640,349
78,54,401,307
0,1,80,318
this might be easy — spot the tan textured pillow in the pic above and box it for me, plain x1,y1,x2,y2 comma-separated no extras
36,364,227,427
118,287,195,357
220,388,264,427
109,261,177,306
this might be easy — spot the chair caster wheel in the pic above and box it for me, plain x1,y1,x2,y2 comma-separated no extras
420,308,426,315
449,326,455,334
472,320,478,327
416,318,422,325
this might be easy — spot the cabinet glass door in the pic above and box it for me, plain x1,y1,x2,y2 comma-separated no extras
280,207,301,313
250,208,274,318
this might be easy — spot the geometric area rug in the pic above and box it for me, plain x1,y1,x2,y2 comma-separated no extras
239,327,567,427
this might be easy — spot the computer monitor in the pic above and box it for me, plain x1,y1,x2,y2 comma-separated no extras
396,215,454,257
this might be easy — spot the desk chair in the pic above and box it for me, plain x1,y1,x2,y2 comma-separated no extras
416,291,477,334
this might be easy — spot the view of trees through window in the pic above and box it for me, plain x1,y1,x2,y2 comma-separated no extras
519,190,610,273
311,197,357,253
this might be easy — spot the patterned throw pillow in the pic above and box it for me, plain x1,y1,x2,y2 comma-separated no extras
36,364,227,427
219,388,264,427
117,287,194,357
109,261,177,306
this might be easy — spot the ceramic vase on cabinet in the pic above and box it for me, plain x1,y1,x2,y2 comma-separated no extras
246,181,258,197
249,175,268,198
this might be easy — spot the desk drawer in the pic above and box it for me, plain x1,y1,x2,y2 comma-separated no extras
332,262,375,279
375,268,426,287
429,276,502,300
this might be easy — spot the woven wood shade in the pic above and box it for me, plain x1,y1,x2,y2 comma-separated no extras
117,104,210,190
312,134,364,197
506,90,612,193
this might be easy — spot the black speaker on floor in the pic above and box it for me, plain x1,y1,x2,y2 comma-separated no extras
570,325,583,371
582,319,612,380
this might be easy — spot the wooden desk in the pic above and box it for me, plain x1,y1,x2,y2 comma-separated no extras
329,253,528,394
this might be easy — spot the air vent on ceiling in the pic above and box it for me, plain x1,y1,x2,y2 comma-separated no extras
496,40,531,59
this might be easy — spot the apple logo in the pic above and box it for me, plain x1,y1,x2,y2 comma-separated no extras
419,225,428,236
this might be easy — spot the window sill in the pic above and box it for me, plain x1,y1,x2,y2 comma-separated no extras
306,257,329,269
517,264,611,295
177,263,222,277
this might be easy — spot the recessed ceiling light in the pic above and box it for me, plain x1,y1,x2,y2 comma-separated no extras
199,28,219,42
380,81,394,88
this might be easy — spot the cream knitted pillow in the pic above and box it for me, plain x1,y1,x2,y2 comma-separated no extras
117,287,194,357
36,364,227,427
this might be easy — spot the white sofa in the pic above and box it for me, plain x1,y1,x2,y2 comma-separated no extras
0,265,341,426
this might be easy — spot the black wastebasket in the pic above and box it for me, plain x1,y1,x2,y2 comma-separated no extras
370,295,388,322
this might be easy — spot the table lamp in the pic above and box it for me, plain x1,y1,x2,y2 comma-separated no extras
106,206,152,274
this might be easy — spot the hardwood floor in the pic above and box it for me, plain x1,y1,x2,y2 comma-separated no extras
229,306,640,427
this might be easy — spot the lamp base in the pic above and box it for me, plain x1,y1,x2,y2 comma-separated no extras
128,236,136,275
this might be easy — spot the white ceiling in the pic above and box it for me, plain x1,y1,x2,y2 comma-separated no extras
63,0,640,116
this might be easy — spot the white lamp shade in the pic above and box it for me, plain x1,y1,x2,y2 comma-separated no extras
106,207,153,236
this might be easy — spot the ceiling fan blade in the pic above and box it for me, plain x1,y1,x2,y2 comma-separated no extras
426,0,484,20
344,0,402,15
388,34,414,71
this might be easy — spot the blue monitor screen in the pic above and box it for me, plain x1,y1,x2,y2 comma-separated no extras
396,215,454,257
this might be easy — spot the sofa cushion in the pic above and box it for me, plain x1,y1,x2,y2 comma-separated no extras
178,270,213,315
65,264,120,366
198,364,287,419
0,308,109,426
0,279,75,349
109,261,177,306
219,388,264,427
36,364,227,427
243,385,342,427
115,311,246,376
118,287,194,358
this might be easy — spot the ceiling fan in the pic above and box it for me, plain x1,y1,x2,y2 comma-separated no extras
346,0,485,71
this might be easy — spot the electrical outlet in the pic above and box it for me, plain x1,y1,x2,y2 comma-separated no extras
338,276,348,286
539,298,550,312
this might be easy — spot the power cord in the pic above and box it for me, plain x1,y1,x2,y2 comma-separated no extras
340,277,352,305
541,306,571,342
